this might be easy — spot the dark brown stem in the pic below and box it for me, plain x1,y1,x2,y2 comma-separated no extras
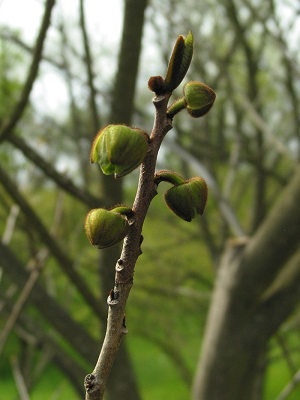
84,93,172,399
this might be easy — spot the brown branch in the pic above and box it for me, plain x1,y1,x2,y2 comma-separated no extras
79,0,101,132
0,193,64,354
1,295,86,397
237,165,300,301
275,368,300,400
84,94,172,399
10,356,30,400
0,265,41,355
7,133,101,207
58,22,91,185
2,204,20,244
0,0,56,142
0,241,100,364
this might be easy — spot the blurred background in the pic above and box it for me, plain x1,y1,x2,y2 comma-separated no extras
0,0,300,399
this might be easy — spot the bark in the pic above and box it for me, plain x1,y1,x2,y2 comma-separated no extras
192,166,300,400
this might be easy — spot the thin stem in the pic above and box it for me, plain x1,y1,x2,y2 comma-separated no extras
84,93,172,400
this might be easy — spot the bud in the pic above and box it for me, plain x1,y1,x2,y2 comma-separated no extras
90,125,149,178
164,177,208,222
183,81,216,118
84,207,132,249
165,31,194,92
148,75,166,95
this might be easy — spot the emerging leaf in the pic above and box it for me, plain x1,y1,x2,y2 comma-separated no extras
165,31,194,92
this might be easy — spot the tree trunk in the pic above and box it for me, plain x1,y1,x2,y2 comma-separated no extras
192,167,300,399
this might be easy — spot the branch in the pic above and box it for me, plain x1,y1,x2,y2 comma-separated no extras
0,0,56,142
163,137,245,236
238,165,300,301
0,263,42,355
233,90,295,161
1,295,86,397
2,204,19,244
7,133,101,207
84,93,172,399
0,242,100,365
10,356,30,400
0,193,64,354
79,0,101,131
275,368,300,400
0,165,104,318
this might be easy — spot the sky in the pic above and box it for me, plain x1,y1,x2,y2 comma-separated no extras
0,0,123,42
0,0,125,117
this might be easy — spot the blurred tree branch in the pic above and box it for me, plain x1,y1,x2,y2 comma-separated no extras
0,165,104,318
7,133,101,207
192,166,300,399
0,241,100,365
0,0,56,142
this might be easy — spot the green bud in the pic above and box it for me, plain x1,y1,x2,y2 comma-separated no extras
165,31,194,92
183,81,216,118
84,207,131,249
90,125,149,178
164,177,208,222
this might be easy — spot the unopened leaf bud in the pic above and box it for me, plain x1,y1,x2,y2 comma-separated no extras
183,81,216,118
164,176,208,221
90,125,149,178
148,76,166,95
84,207,131,249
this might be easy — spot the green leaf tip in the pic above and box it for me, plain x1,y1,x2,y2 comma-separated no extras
165,31,194,93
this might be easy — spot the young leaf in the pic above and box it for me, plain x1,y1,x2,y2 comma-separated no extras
165,31,194,92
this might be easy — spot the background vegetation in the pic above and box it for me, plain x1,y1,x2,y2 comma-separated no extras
0,0,300,399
